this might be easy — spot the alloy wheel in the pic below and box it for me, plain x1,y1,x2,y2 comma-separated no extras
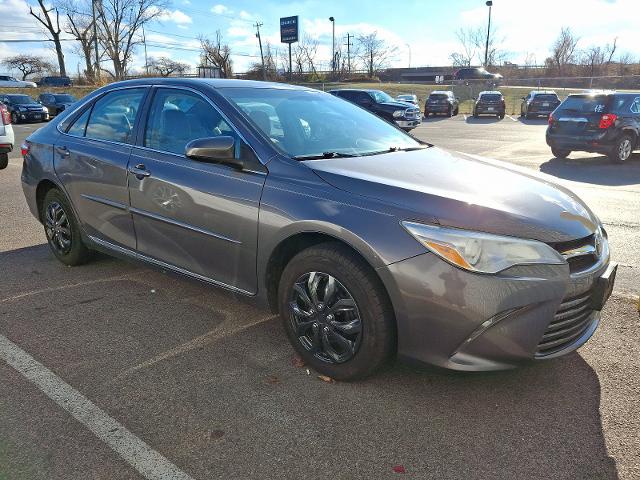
618,138,632,162
44,201,72,255
289,271,362,364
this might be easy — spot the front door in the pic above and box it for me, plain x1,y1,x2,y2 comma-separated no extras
128,87,266,294
54,87,147,249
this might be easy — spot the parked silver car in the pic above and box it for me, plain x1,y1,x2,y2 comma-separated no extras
21,79,616,380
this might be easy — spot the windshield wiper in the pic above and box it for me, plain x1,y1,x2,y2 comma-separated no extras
293,151,360,161
359,145,429,156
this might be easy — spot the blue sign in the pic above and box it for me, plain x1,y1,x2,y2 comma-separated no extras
280,16,299,43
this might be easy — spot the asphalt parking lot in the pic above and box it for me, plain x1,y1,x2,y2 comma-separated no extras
1,120,639,480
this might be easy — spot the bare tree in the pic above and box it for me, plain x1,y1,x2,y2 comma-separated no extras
2,55,55,80
548,27,579,75
449,29,477,67
95,0,167,79
64,2,96,82
29,0,66,76
357,32,397,78
148,57,189,76
199,31,233,78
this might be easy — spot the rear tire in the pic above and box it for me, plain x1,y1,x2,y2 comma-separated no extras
41,188,94,266
551,148,571,159
278,243,395,381
473,110,478,118
0,153,8,170
609,134,634,163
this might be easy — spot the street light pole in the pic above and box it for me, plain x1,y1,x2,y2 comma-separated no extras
406,43,411,68
329,17,335,73
484,0,493,67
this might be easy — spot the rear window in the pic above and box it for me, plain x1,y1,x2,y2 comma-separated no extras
428,94,448,100
558,95,609,113
534,94,558,102
480,94,501,101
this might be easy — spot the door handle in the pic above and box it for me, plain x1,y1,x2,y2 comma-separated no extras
128,163,151,180
55,145,70,157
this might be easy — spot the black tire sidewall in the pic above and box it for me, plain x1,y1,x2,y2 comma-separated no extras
0,153,8,169
278,244,394,381
41,189,92,265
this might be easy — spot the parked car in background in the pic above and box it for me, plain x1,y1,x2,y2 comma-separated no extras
547,91,640,163
396,94,418,106
0,75,37,88
424,91,459,117
36,76,72,88
0,94,49,123
473,91,506,119
0,103,14,169
21,78,616,380
454,67,502,83
328,88,422,131
521,91,561,119
38,92,77,117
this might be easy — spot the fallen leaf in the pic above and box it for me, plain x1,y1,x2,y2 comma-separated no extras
291,354,305,368
318,375,335,383
266,375,281,385
392,465,406,474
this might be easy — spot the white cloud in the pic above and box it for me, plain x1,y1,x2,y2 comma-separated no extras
239,10,252,20
158,9,192,25
212,4,230,14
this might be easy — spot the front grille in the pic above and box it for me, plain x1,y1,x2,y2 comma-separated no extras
536,290,595,356
549,234,599,274
405,109,420,119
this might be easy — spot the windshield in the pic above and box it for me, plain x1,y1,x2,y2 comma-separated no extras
221,87,422,159
54,94,76,102
370,90,395,103
397,95,415,101
558,95,609,113
428,94,448,101
480,94,501,101
8,95,36,104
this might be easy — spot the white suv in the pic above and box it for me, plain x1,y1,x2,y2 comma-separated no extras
0,75,37,88
0,103,15,169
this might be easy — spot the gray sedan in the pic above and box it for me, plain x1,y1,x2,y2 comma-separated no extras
20,78,616,380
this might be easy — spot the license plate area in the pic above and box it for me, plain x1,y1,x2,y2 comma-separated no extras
591,263,617,311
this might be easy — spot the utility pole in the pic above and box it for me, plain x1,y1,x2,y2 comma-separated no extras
484,0,493,67
92,0,100,82
142,24,149,75
329,17,335,74
344,33,353,73
254,21,266,80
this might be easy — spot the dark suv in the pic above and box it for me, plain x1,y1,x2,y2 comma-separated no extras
424,91,459,117
547,92,640,163
36,76,72,87
328,89,422,131
37,92,77,117
521,91,561,119
454,67,502,82
0,94,48,123
473,91,506,119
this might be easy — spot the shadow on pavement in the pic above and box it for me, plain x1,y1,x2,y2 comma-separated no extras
0,243,621,480
465,116,503,124
423,114,454,122
540,154,640,186
518,117,550,125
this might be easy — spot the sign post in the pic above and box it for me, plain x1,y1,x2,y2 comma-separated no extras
280,16,299,80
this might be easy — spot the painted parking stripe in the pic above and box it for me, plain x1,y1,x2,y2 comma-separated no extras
507,115,518,122
0,334,195,480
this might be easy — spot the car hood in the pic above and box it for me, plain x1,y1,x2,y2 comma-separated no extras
16,103,42,108
380,101,416,109
308,147,598,243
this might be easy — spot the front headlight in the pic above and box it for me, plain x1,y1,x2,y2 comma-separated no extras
393,110,405,118
401,221,565,274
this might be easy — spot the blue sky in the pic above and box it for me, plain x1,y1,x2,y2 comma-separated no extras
0,0,637,76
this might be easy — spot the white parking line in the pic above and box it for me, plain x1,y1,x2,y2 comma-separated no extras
0,334,195,480
507,115,518,122
463,114,467,121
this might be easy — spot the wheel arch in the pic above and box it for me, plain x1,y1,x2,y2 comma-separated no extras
35,178,62,222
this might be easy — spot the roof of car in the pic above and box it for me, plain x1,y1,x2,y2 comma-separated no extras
102,78,312,91
327,88,380,93
479,90,502,95
530,90,558,95
429,90,453,95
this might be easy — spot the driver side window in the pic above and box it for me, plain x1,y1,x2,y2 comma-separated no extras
144,88,235,155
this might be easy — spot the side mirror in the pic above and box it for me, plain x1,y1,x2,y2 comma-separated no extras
185,136,243,169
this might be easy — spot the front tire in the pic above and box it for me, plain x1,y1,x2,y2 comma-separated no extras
447,106,453,117
41,188,93,266
278,243,395,381
11,112,19,124
609,134,634,163
0,153,8,170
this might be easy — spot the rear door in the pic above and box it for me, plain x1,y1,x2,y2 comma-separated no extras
54,87,147,249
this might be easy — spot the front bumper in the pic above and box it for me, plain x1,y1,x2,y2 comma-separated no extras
395,119,421,129
377,247,613,371
17,111,48,122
